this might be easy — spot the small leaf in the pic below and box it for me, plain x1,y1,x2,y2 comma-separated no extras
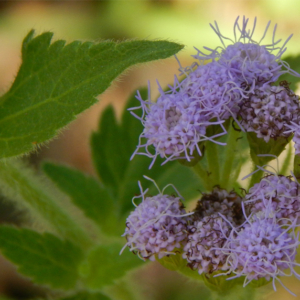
248,277,270,288
60,292,111,300
0,226,83,289
103,276,145,300
79,243,144,290
43,163,119,235
294,154,300,183
246,133,291,187
247,132,291,166
201,273,243,294
0,30,183,159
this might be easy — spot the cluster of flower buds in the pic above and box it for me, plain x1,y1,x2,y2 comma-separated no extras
123,177,300,294
130,16,300,167
124,16,300,296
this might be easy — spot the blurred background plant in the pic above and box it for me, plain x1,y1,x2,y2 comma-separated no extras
1,1,300,299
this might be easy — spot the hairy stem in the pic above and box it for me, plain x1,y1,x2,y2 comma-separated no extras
192,163,211,191
0,159,93,249
206,141,220,188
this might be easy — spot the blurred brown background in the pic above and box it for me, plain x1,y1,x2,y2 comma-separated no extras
0,1,300,299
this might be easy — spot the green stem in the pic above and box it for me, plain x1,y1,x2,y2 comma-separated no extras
0,159,93,249
279,142,292,176
193,141,223,192
192,163,211,191
219,126,240,189
206,141,220,188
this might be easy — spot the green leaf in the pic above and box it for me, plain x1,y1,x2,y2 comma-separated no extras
91,89,203,220
294,153,300,183
193,122,249,191
279,142,293,176
159,252,204,281
79,243,144,290
201,273,237,294
103,276,144,300
0,159,92,248
246,132,291,187
278,55,300,91
60,292,111,300
43,162,119,235
247,132,292,167
0,30,183,159
0,226,83,289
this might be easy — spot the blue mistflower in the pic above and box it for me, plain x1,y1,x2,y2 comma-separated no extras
219,210,300,295
192,16,298,91
130,81,227,167
121,180,192,261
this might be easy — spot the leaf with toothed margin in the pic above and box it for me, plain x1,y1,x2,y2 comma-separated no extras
0,30,184,159
78,243,144,290
0,226,84,289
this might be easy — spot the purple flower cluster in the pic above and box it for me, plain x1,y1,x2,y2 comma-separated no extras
130,16,300,167
216,175,300,294
245,174,300,223
218,42,281,86
123,178,300,294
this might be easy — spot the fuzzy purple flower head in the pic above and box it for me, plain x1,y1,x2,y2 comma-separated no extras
245,174,300,224
239,83,300,142
218,42,281,86
130,80,228,167
219,206,300,295
121,178,192,261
